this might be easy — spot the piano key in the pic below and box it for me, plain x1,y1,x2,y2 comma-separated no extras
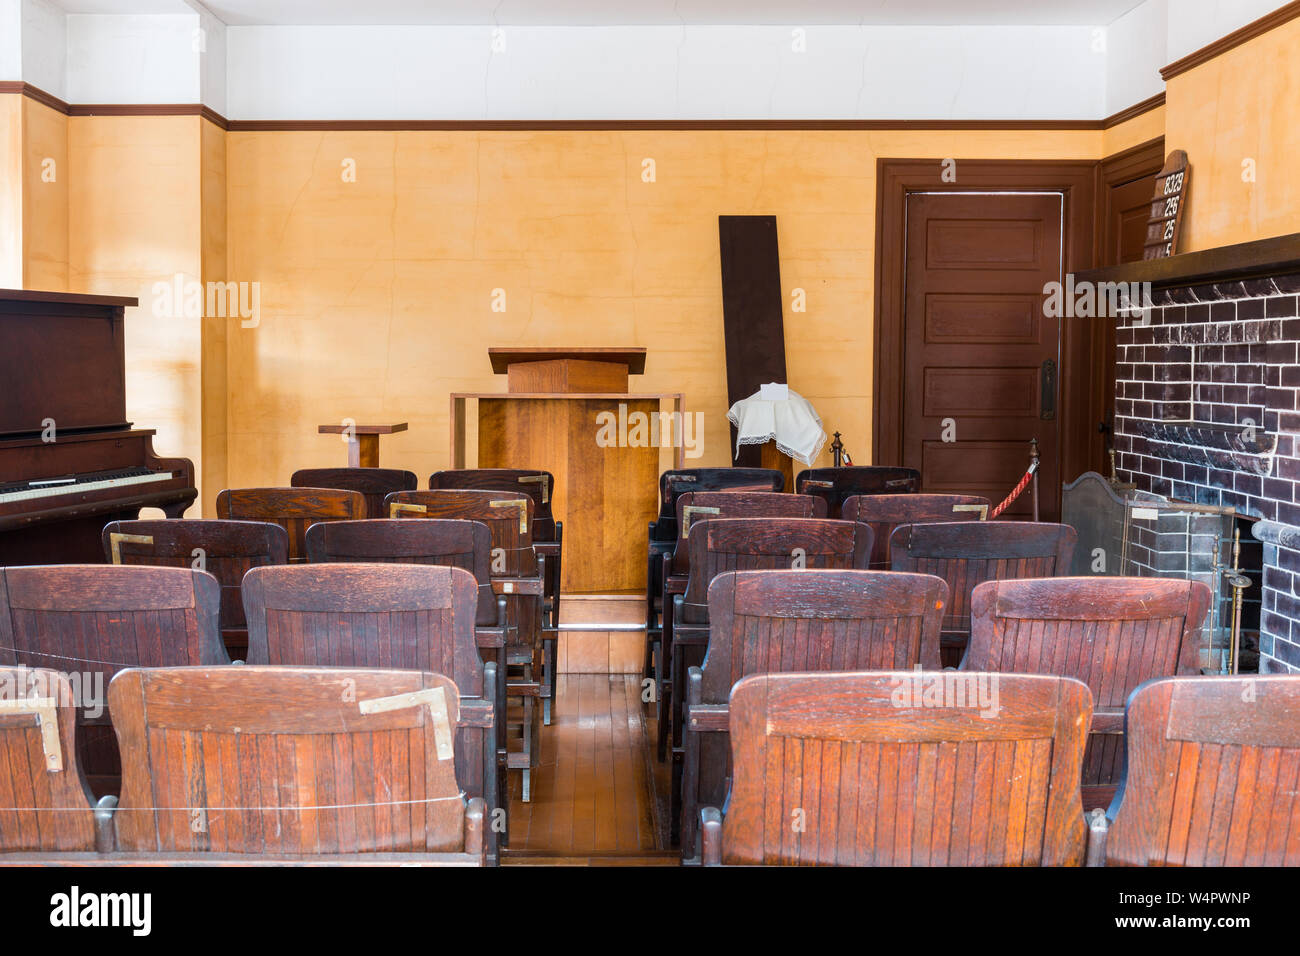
0,471,174,505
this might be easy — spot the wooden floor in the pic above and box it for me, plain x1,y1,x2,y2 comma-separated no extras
501,674,678,865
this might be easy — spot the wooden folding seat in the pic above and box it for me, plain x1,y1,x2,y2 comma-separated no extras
303,518,507,662
103,666,488,865
645,468,784,673
0,565,226,797
241,562,501,860
216,486,366,562
842,493,990,569
290,466,418,519
385,489,547,799
964,577,1209,810
890,520,1077,666
429,469,562,633
665,516,873,840
654,491,827,760
303,518,508,833
1097,675,1300,866
680,568,947,857
699,671,1093,866
429,469,562,726
0,666,107,858
795,466,920,517
102,518,288,660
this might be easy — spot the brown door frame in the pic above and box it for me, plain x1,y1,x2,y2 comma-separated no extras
1094,136,1166,470
872,158,1100,504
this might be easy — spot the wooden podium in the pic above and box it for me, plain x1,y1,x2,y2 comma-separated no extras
451,348,684,593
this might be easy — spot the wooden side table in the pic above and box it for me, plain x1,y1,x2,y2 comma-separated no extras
317,422,408,467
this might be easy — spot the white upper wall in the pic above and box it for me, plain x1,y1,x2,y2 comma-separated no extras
4,1,1295,119
65,13,199,102
21,0,67,98
0,1,22,82
227,24,1107,121
1105,0,1166,114
1165,0,1287,61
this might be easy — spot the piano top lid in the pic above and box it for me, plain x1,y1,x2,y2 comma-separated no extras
488,347,647,374
0,288,139,308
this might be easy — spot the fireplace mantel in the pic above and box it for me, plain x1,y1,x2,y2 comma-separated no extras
1078,232,1300,290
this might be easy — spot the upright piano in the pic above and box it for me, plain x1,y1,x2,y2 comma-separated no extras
0,290,197,563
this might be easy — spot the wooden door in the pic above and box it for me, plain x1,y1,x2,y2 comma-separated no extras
902,192,1063,519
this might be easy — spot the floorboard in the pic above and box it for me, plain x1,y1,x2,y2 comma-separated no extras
503,674,675,864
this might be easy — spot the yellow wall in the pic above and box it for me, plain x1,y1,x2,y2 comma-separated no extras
0,95,21,288
22,98,68,291
1165,16,1300,250
68,115,206,513
200,119,229,515
1102,103,1166,157
224,127,1103,490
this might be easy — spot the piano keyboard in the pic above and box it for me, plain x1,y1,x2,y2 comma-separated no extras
0,467,175,505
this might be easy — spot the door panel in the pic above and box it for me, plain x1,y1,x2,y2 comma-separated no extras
903,193,1063,520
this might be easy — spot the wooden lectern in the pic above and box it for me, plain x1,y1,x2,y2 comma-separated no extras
451,348,684,593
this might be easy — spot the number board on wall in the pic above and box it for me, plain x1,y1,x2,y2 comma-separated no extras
1143,150,1190,260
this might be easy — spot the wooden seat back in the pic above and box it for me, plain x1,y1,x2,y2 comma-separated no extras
109,666,484,861
241,563,492,825
705,569,947,691
216,487,366,562
679,517,871,625
890,520,1077,653
242,563,483,696
796,466,921,517
0,666,97,852
842,493,991,568
101,518,288,658
0,565,226,796
1106,675,1300,866
652,468,785,542
671,491,826,579
385,489,538,576
304,518,497,627
429,469,557,542
291,467,418,520
707,671,1091,866
964,576,1210,805
681,569,948,853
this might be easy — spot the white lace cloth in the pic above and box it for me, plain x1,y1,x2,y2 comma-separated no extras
726,385,827,465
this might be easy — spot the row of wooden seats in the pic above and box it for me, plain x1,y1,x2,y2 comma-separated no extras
0,664,489,865
677,569,1209,855
650,504,1075,842
255,467,563,720
646,474,996,760
698,668,1299,866
119,481,556,797
644,466,919,654
0,562,504,859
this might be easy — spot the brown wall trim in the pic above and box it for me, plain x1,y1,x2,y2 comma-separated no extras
0,84,229,128
0,81,71,114
1100,135,1166,171
225,118,1109,131
1161,0,1300,80
2,81,1165,133
1100,92,1164,129
67,103,230,129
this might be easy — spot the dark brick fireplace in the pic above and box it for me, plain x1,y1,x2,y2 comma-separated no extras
1080,234,1300,674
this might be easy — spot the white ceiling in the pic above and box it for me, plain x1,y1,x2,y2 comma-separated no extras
50,0,1151,27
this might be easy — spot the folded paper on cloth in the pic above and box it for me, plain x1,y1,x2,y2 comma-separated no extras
726,385,827,465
